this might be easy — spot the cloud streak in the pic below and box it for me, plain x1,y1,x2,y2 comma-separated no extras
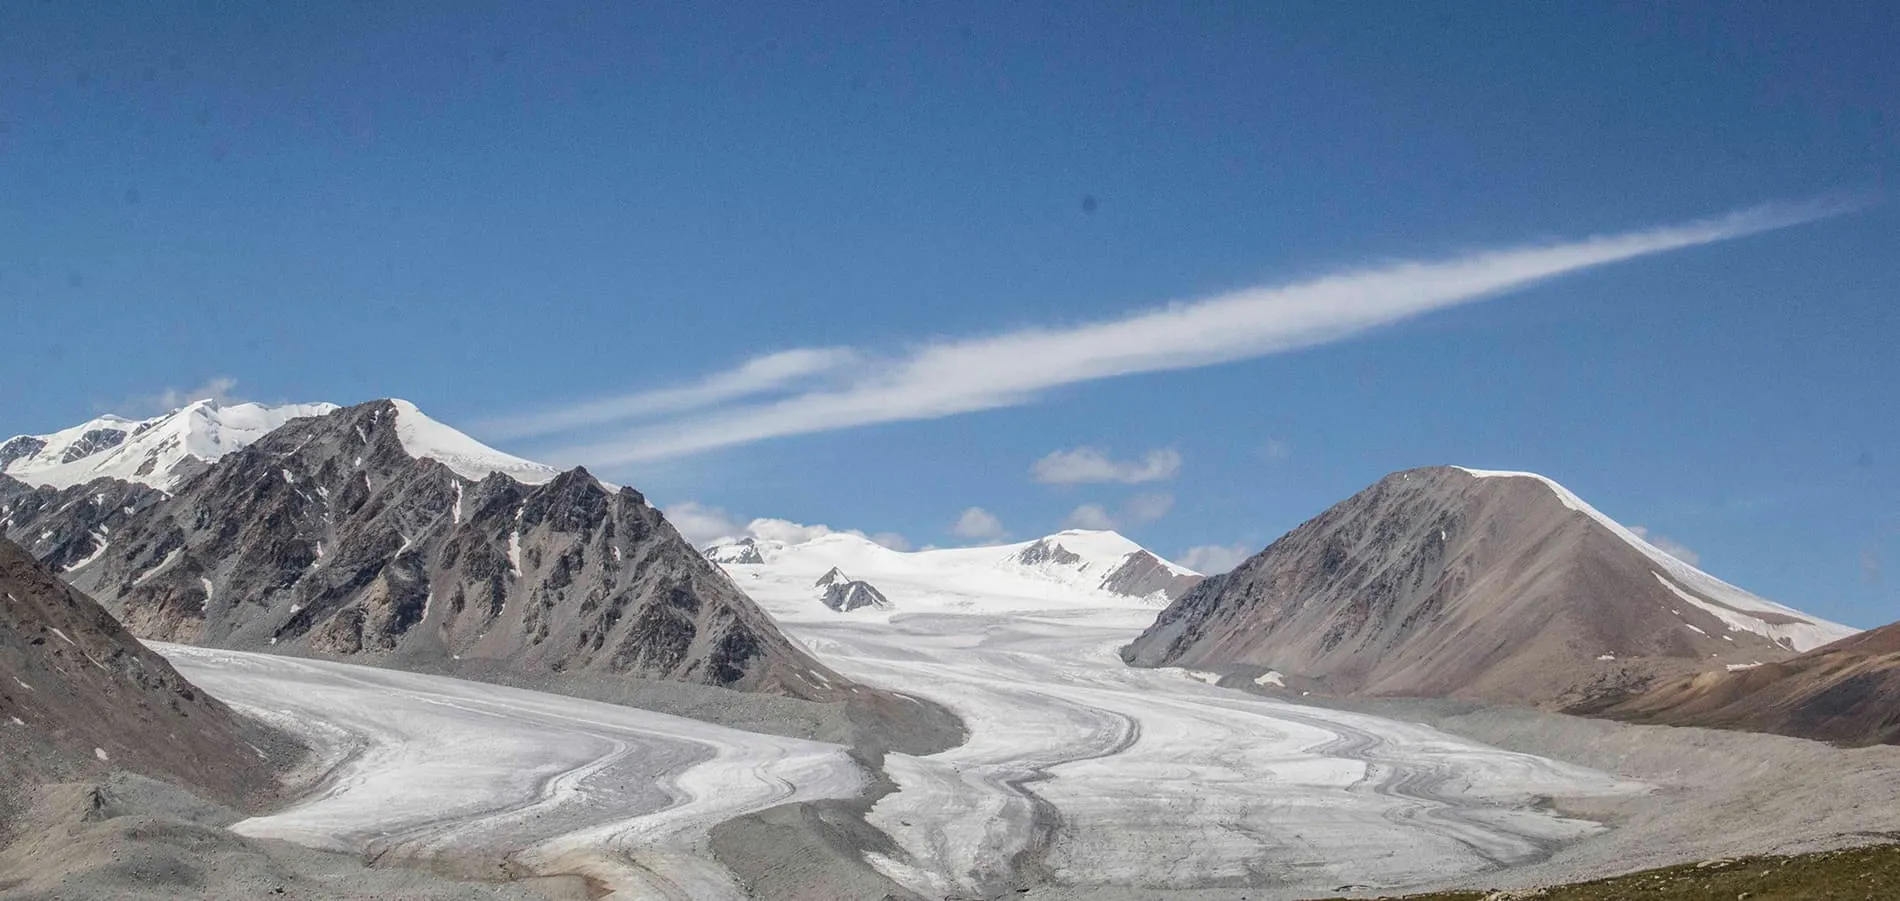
480,348,857,440
515,200,1850,466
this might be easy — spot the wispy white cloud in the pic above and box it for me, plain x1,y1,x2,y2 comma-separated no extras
520,200,1850,466
481,348,857,440
1033,447,1182,484
117,376,243,416
1630,525,1701,566
951,507,1006,542
1179,542,1255,575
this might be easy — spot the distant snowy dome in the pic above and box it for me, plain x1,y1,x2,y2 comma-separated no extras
387,399,563,485
703,525,1201,612
1,399,338,491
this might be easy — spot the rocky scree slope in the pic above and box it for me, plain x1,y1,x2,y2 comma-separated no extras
1123,466,1855,708
0,537,282,820
4,400,850,700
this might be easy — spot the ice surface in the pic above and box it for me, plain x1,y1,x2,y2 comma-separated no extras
156,644,863,899
726,533,1647,898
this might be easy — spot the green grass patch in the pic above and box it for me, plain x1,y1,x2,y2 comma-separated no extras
1312,843,1900,900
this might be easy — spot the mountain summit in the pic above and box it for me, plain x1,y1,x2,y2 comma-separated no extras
1123,466,1856,708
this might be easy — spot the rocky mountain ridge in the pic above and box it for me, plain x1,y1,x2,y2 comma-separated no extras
3,400,851,700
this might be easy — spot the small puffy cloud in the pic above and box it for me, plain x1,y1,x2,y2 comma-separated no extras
664,501,744,547
119,376,244,416
1063,504,1116,530
1179,542,1255,575
1629,526,1700,566
951,506,1006,541
1032,447,1182,485
746,518,837,545
1060,493,1175,532
664,502,905,552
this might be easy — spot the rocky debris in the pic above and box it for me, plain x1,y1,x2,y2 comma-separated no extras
821,579,891,613
8,400,852,700
0,537,282,818
1124,466,1822,707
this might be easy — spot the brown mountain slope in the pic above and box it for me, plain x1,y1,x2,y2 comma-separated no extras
1594,619,1900,745
0,537,280,819
1123,466,1855,708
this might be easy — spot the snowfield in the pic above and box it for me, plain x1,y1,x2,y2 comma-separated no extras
156,643,864,900
723,531,1649,898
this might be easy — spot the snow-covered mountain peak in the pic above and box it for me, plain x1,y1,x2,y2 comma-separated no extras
999,529,1203,603
1451,466,1856,650
2,399,338,492
386,398,564,486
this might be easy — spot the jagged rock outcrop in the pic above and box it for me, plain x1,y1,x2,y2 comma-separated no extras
705,538,768,565
1123,466,1855,708
0,537,279,810
821,579,891,613
1594,619,1900,745
814,566,850,589
10,401,848,699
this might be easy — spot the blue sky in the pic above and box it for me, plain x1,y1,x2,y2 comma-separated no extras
3,2,1896,626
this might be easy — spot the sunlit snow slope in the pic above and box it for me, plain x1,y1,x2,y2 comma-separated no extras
1,400,337,491
719,531,1645,898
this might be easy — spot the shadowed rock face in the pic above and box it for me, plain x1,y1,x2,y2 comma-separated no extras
0,537,277,808
5,401,850,700
1,475,167,573
1597,620,1900,745
1124,466,1821,708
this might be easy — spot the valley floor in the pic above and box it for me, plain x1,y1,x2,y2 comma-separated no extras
733,552,1642,900
85,574,1900,901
